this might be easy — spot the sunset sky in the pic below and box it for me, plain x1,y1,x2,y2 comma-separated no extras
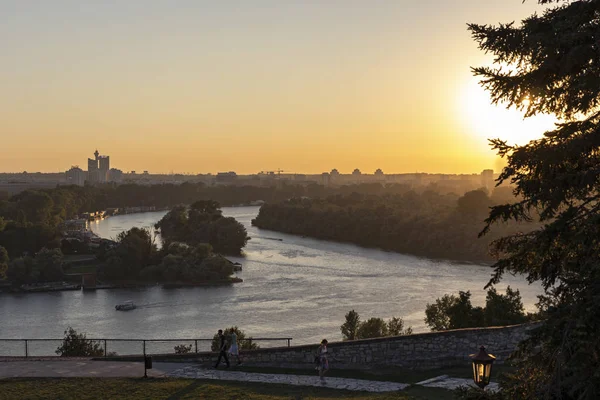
1,0,556,174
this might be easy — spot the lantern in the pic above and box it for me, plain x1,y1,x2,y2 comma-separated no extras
470,346,496,389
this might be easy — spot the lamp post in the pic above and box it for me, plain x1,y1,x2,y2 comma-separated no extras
470,346,496,389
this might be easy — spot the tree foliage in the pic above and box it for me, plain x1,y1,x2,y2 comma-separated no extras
99,227,233,284
156,201,248,255
424,287,528,332
467,1,600,397
55,327,104,357
0,245,8,280
340,310,361,340
341,310,412,340
252,189,534,262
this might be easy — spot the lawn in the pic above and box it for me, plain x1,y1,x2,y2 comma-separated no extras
0,378,453,400
230,363,512,385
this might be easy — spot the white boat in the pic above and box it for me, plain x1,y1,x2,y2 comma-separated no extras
115,300,136,311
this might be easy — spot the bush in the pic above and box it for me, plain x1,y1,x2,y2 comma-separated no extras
211,326,259,352
174,344,192,354
55,327,104,357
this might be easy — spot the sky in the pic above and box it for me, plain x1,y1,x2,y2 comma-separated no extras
0,0,557,175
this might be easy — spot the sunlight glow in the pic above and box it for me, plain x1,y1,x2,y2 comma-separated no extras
460,78,556,146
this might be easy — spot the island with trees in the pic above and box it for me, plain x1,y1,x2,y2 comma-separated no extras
251,188,538,263
1,200,248,291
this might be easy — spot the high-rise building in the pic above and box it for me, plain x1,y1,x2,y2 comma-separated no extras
65,166,85,186
98,155,110,182
86,149,110,184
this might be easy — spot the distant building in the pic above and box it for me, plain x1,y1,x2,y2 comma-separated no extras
481,169,494,190
65,166,85,186
108,168,123,183
216,171,238,184
98,155,110,182
86,149,110,184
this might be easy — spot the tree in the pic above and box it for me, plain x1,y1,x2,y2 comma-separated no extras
0,245,8,280
468,1,600,397
6,256,36,284
35,247,64,282
424,294,456,331
356,317,388,339
341,310,361,340
424,291,484,331
156,202,248,255
55,327,104,357
483,286,528,327
425,288,527,332
341,311,413,340
387,317,413,336
210,326,259,352
457,190,492,218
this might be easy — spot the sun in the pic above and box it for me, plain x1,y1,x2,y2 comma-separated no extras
459,77,556,146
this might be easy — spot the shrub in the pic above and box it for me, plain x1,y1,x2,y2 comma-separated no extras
55,327,103,357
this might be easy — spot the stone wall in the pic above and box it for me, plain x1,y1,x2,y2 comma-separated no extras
155,322,540,370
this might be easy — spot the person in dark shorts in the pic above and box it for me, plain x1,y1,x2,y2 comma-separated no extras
214,329,230,368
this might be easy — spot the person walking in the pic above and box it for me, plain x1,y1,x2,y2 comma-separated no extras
214,329,230,369
228,330,242,365
316,339,329,380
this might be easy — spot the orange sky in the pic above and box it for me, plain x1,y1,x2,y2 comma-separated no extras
0,1,556,174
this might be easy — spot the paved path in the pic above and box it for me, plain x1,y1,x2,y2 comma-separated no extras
0,361,194,379
166,365,409,392
0,361,497,393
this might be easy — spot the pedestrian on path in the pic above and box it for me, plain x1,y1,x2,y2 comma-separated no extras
228,330,242,365
214,329,230,369
316,339,329,380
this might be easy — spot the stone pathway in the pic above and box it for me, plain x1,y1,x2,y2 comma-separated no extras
166,365,409,392
0,360,498,393
0,360,194,379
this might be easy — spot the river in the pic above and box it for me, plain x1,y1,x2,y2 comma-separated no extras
0,206,542,351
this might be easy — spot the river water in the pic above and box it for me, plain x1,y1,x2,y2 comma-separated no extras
0,206,541,352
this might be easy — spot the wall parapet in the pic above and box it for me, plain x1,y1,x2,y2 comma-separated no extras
147,322,542,370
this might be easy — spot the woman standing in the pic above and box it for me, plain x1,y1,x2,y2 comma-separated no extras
317,339,329,380
228,331,242,365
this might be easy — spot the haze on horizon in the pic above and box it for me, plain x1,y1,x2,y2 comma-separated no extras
1,0,556,175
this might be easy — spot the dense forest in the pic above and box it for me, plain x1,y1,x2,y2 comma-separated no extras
252,188,537,263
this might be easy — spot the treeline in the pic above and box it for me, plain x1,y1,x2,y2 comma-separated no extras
0,182,511,261
339,286,537,341
252,188,536,263
98,227,235,284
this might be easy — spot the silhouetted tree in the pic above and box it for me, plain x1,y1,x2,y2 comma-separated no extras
55,327,103,357
0,246,8,280
341,310,361,340
468,0,600,397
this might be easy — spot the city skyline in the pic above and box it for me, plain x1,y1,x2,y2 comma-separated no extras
2,1,557,174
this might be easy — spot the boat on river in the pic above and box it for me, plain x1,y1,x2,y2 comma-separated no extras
115,300,136,311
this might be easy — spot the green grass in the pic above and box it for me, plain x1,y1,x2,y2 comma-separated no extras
0,378,452,400
230,364,512,385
